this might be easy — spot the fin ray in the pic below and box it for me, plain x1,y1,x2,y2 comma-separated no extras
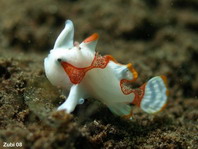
139,76,168,114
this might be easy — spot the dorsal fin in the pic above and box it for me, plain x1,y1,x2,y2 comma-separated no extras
54,20,74,49
80,33,99,53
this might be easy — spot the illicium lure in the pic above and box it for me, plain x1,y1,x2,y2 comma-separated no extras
44,20,168,119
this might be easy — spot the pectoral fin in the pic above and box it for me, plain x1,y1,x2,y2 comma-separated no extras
108,103,133,119
108,60,138,81
57,85,84,113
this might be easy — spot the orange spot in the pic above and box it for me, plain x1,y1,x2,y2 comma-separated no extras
160,75,169,96
131,83,146,107
83,33,99,43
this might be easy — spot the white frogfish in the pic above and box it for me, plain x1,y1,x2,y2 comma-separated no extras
44,20,168,119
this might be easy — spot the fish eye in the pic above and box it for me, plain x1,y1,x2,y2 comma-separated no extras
57,58,62,62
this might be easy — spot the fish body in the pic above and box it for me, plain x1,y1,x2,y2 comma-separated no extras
44,20,168,119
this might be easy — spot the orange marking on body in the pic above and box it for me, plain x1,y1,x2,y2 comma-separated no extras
131,83,146,107
105,55,118,63
83,33,99,43
61,54,113,84
61,53,139,97
61,62,87,84
106,56,139,96
119,66,138,95
120,80,133,95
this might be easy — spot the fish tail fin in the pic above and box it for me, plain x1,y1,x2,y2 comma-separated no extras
132,76,168,114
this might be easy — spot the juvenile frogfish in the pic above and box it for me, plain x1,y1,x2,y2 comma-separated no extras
44,20,168,119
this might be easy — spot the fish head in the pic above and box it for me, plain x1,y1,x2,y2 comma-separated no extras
44,20,99,87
